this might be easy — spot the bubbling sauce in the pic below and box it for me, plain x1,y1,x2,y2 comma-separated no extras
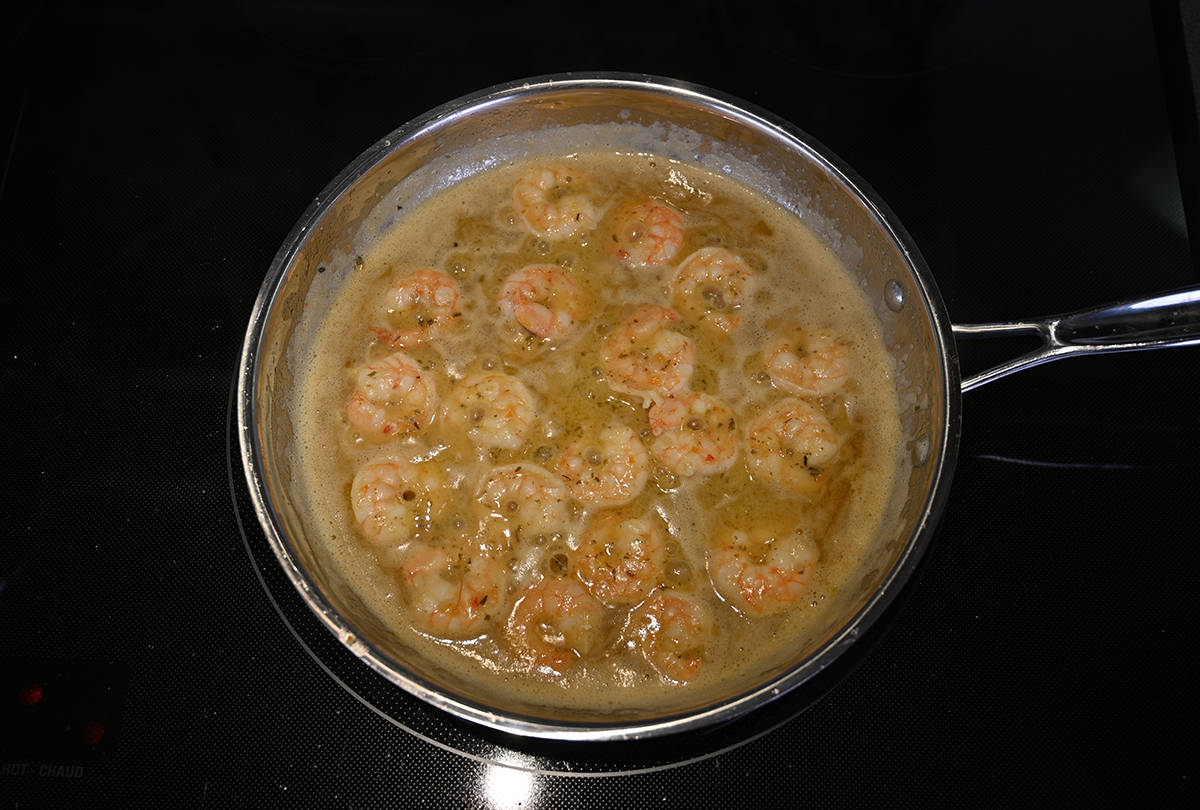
293,151,906,715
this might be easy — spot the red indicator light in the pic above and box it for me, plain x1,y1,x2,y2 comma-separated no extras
81,721,105,745
20,684,43,707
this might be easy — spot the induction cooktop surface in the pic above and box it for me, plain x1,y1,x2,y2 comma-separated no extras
2,1,1197,806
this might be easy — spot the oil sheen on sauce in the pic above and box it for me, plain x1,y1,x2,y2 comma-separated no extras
292,152,906,716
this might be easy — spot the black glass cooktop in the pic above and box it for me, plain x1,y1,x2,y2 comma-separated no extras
3,1,1198,806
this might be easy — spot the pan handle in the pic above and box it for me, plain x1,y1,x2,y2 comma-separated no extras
952,285,1200,392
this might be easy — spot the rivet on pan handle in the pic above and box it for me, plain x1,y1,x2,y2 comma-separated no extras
952,285,1200,392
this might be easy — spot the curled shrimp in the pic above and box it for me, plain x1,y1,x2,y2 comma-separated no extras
371,268,462,347
401,543,506,639
600,305,695,404
350,458,446,546
498,264,586,340
575,512,666,607
475,463,571,547
512,166,597,240
708,523,818,617
745,398,840,494
764,327,852,396
648,392,740,478
443,374,536,452
554,423,650,506
505,577,604,675
628,591,713,684
607,200,685,268
345,352,438,441
671,247,758,334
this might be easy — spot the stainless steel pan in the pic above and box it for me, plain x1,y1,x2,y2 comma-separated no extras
237,73,1200,741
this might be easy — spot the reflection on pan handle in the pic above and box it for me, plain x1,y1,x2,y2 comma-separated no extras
952,285,1200,392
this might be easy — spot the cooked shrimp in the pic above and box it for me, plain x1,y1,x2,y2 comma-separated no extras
575,513,665,606
505,578,604,675
555,423,650,506
498,264,586,340
600,305,695,404
475,463,571,546
401,543,505,639
350,458,446,546
512,166,597,240
671,247,758,334
608,200,685,268
708,523,818,617
648,392,739,477
443,374,536,451
765,327,851,396
345,352,438,441
371,268,462,348
628,591,713,683
745,398,840,493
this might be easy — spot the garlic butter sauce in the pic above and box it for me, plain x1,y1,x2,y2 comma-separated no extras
291,151,905,714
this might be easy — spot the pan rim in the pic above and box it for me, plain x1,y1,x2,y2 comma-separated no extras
236,71,963,741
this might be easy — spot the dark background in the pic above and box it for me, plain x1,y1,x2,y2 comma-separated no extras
2,0,1198,806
